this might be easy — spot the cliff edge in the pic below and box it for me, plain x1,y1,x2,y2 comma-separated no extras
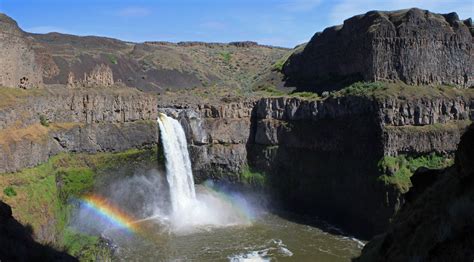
283,8,473,92
356,123,474,261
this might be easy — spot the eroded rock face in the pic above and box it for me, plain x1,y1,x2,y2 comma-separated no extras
157,102,255,182
159,92,472,237
0,88,159,173
67,64,115,88
0,14,43,89
283,8,473,91
356,124,474,261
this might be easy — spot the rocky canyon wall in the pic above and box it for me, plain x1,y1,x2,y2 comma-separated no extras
283,9,473,92
161,91,473,237
0,88,158,173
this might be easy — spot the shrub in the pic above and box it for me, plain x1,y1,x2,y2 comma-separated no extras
254,84,285,96
107,54,118,65
39,115,49,127
3,186,17,197
290,91,320,100
61,228,112,261
336,81,385,97
378,153,453,192
220,52,232,63
56,168,95,202
273,56,288,72
241,166,266,187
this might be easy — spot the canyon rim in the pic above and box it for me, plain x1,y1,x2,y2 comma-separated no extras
0,4,473,262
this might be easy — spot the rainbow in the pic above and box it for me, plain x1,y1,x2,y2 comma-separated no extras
201,181,255,223
80,194,139,233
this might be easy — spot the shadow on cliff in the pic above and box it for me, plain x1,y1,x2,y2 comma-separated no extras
355,124,474,261
0,201,77,262
244,98,393,241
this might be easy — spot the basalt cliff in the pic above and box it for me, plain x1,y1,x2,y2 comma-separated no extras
0,8,473,258
356,123,474,261
283,8,473,92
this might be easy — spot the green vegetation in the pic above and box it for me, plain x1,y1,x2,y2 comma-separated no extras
333,81,385,97
3,186,17,197
107,54,118,65
240,166,266,187
0,148,158,261
272,55,290,72
220,51,232,63
253,84,286,96
290,91,321,100
378,153,453,192
39,115,49,127
56,168,95,202
62,229,111,260
330,81,474,101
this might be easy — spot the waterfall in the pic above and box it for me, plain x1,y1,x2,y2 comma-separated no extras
157,112,254,230
157,113,196,213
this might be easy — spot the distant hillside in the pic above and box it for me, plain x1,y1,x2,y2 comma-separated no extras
0,13,289,93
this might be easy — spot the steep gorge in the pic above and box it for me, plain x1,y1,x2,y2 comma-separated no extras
157,87,473,237
0,7,473,259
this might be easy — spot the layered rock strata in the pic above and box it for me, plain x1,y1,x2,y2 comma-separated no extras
283,9,473,91
356,124,474,261
0,88,158,173
161,91,473,237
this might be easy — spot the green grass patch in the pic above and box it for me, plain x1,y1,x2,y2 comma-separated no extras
57,168,95,202
330,81,474,101
107,54,118,65
290,91,321,100
253,84,286,96
61,229,111,261
378,153,453,192
3,186,17,197
240,166,266,187
332,81,385,97
220,51,232,63
272,55,290,72
0,148,158,261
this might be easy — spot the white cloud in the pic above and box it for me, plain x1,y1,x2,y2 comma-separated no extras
116,7,151,17
329,0,472,25
279,0,322,12
25,26,71,34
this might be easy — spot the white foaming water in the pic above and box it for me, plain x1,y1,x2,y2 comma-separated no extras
157,113,196,213
157,113,253,231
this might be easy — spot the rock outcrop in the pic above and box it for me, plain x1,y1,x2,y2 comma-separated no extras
0,87,158,173
0,14,43,89
159,89,473,237
356,124,474,261
283,9,473,91
0,200,77,261
67,64,115,88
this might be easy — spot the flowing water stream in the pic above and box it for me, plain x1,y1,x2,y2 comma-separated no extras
70,113,363,261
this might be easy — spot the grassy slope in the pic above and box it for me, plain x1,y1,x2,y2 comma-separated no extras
0,148,158,261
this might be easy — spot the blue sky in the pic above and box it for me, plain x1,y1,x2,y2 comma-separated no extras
0,0,472,47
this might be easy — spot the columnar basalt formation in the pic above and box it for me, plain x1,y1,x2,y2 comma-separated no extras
0,88,159,173
283,9,473,91
67,64,115,88
356,124,474,261
159,90,473,237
